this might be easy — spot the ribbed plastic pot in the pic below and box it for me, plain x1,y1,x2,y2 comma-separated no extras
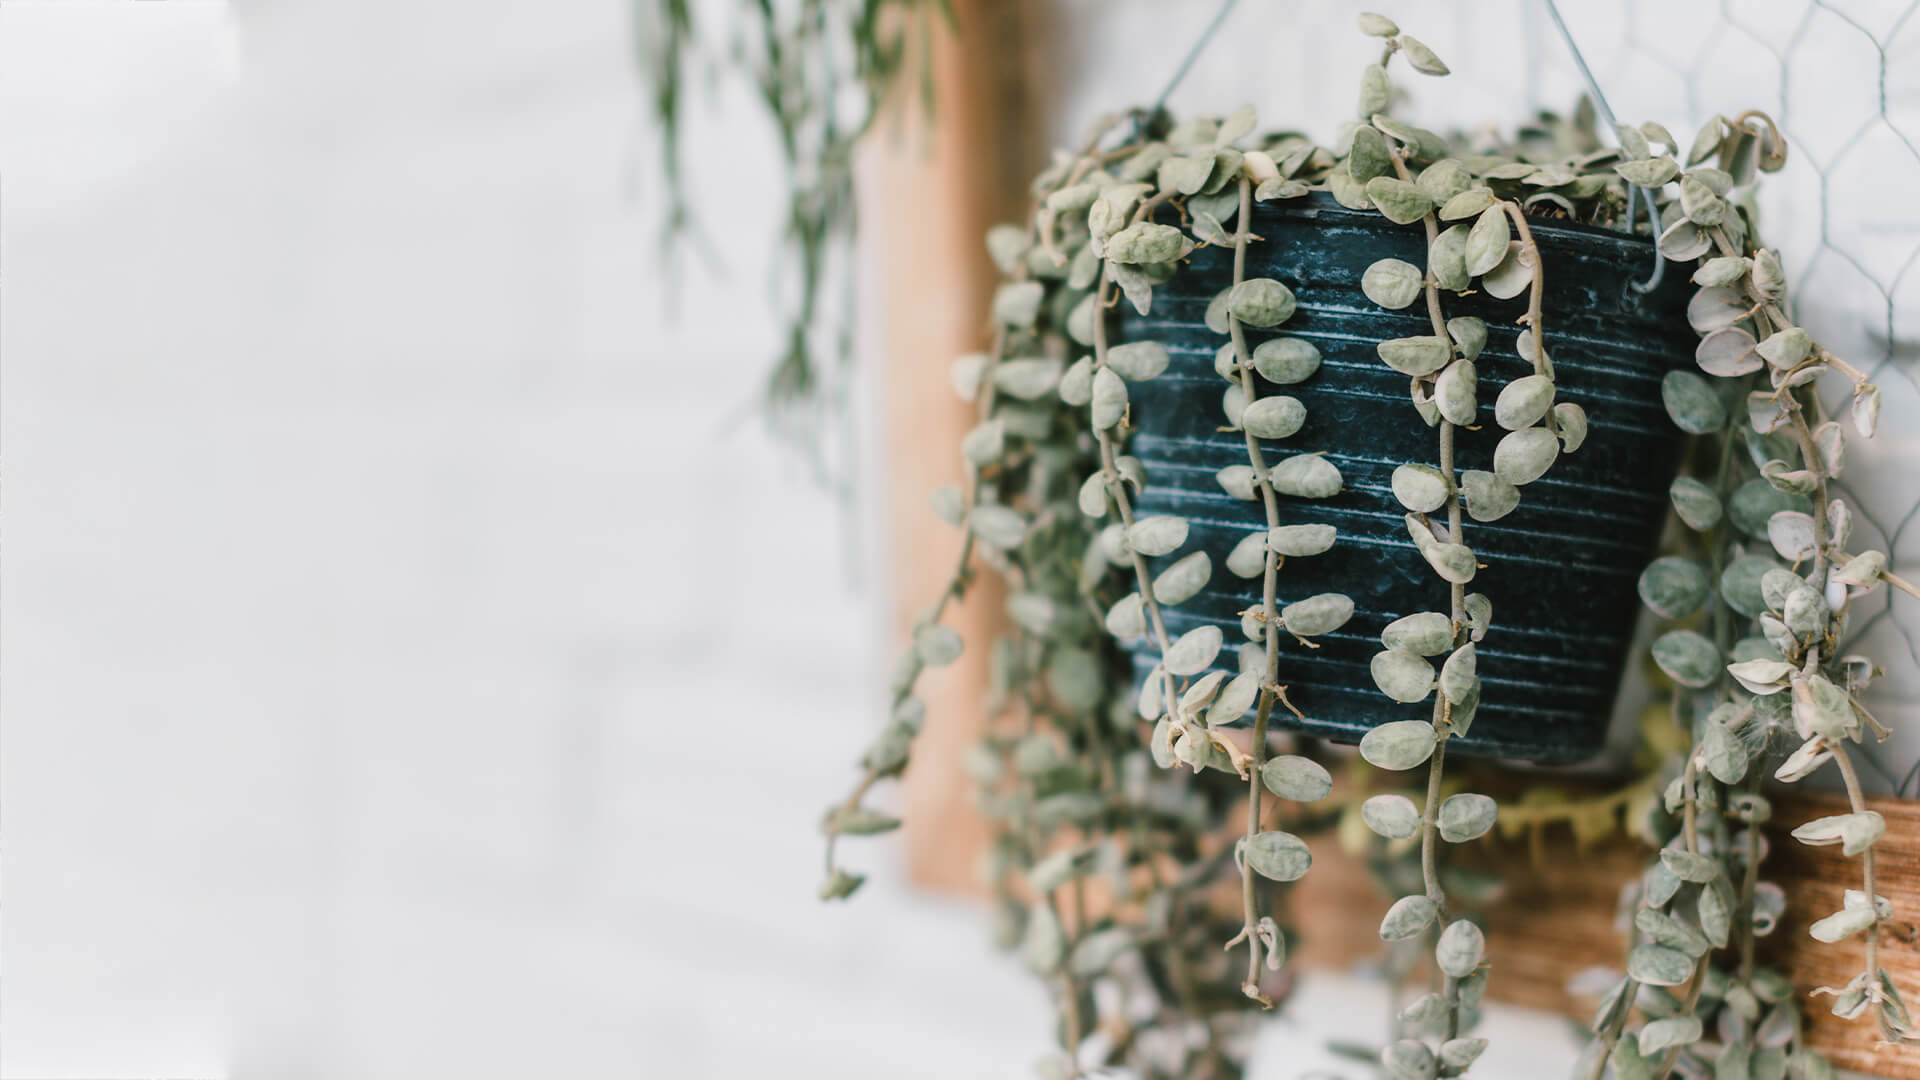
1118,192,1693,765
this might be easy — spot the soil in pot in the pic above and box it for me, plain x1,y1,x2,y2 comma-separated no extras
1118,192,1694,765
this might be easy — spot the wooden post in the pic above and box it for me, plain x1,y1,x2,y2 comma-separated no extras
868,0,1051,893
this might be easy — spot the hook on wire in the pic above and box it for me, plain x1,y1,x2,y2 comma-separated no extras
1542,0,1665,294
1136,0,1243,136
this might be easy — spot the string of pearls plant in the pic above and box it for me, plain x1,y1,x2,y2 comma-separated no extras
1576,109,1916,1079
807,13,1915,1080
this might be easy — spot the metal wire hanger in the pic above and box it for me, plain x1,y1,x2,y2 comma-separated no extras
1542,0,1667,293
1146,0,1666,294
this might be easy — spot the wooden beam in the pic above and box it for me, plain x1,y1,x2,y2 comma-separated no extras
868,0,1052,893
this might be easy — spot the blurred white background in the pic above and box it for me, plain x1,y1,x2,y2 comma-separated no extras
1,1,1913,1078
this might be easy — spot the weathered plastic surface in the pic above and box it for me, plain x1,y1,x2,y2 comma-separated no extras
1118,192,1693,764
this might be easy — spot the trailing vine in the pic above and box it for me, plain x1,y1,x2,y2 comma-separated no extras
789,11,1920,1078
1578,109,1916,1079
1335,20,1596,1075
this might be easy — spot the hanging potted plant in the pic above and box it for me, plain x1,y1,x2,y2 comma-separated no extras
823,17,1705,1074
645,4,1913,1076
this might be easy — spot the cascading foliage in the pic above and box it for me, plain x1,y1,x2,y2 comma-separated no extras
1575,110,1914,1079
808,12,1913,1080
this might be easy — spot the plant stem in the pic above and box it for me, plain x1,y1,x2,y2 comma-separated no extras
1649,970,1710,1080
1047,889,1087,1079
823,310,1011,879
1738,778,1763,982
1391,151,1470,912
1088,188,1211,762
1500,203,1550,380
1832,746,1882,993
823,134,1098,883
1881,570,1920,601
1092,295,1181,720
823,770,880,874
1225,175,1287,1004
1580,977,1641,1080
1783,359,1892,1001
1421,736,1451,907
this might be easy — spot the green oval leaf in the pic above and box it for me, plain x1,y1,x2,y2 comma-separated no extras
1639,555,1710,619
1268,522,1337,557
1262,755,1333,802
1391,463,1450,513
1359,719,1437,770
1465,205,1510,277
1164,625,1223,676
1436,919,1485,978
1152,551,1213,606
1382,611,1454,656
1243,830,1312,881
1627,943,1694,987
1651,629,1720,688
1282,592,1355,637
1126,515,1189,556
1493,427,1559,486
1362,794,1421,839
1379,894,1439,941
1104,221,1195,264
1242,395,1307,439
1662,370,1726,433
1438,793,1496,842
1251,337,1322,384
1364,177,1434,224
1377,335,1453,377
1227,278,1297,327
1371,649,1436,704
1670,476,1724,531
1105,341,1170,381
1494,374,1555,431
1363,257,1426,310
1270,453,1343,498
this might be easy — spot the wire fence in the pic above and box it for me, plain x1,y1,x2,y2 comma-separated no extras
1550,0,1920,793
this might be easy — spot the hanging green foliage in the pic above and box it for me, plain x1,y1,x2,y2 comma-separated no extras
635,6,1916,1076
636,0,951,450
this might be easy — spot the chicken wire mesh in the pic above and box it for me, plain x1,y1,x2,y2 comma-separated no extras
1052,0,1920,791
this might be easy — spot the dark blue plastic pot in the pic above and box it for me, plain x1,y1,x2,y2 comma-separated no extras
1119,192,1692,764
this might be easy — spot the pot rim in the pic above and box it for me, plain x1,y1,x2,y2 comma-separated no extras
1264,189,1659,253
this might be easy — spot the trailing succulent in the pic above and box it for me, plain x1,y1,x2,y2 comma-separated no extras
1574,110,1916,1079
802,12,1913,1080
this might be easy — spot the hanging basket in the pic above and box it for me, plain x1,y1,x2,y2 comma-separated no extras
1118,192,1692,765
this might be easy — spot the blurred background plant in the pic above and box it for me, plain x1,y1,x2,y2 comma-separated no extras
635,0,950,467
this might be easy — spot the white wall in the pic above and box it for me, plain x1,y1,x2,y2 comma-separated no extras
1,1,1048,1076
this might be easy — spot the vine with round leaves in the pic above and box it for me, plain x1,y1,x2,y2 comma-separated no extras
1334,23,1601,1076
1575,109,1917,1080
